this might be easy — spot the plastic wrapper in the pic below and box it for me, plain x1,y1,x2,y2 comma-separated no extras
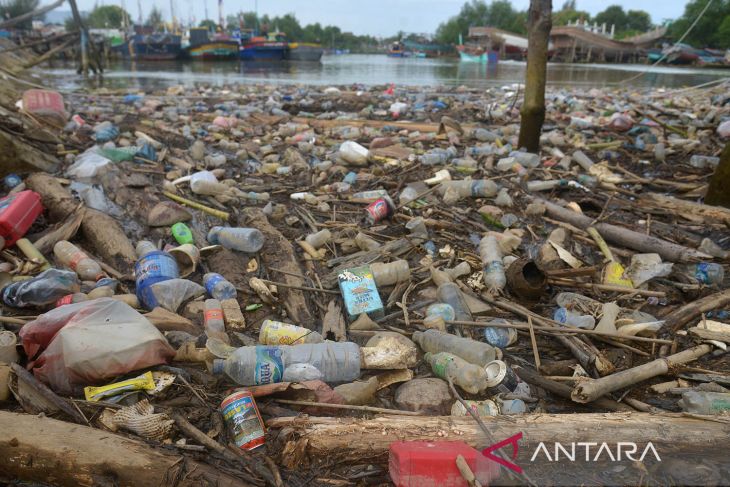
2,269,80,308
148,278,205,312
19,298,175,394
65,148,113,179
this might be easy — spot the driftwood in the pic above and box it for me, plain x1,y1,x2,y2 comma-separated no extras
536,197,710,262
0,411,249,487
664,288,730,332
9,363,86,423
26,173,137,274
241,208,315,329
571,344,713,403
643,191,730,224
267,413,730,475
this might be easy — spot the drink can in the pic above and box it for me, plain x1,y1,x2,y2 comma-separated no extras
364,195,395,224
221,391,266,451
484,360,520,394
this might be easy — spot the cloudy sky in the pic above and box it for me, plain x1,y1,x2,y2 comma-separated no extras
53,0,689,37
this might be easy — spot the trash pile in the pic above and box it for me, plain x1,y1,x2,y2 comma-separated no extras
0,80,729,486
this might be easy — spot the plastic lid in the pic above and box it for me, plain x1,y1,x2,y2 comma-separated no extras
212,359,225,375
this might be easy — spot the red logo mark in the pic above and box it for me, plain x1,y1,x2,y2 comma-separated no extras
481,432,523,474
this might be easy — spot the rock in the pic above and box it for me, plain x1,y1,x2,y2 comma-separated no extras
147,201,192,227
395,378,452,415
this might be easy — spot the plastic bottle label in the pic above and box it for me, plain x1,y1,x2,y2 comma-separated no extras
205,309,223,322
261,321,308,345
694,263,711,284
136,253,179,282
68,250,88,270
431,354,454,380
254,346,283,385
204,273,226,296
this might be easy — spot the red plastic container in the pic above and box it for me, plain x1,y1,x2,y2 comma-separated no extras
0,190,43,248
389,440,500,487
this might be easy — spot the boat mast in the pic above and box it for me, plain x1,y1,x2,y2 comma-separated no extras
218,0,224,29
204,0,209,23
170,0,176,31
137,0,142,25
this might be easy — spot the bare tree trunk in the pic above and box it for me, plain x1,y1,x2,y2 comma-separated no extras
705,142,730,208
518,0,552,153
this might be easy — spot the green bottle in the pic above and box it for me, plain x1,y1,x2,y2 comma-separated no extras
171,222,194,245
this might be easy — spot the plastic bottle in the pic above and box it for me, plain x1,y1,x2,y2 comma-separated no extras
187,171,227,195
204,272,237,300
204,299,228,342
572,150,594,171
413,329,497,366
472,128,499,142
553,307,595,329
135,248,180,310
509,151,540,168
135,240,157,257
171,222,194,245
212,342,361,385
53,241,103,281
437,282,473,322
465,144,496,158
339,141,369,166
677,262,725,285
423,351,488,394
371,260,410,287
479,236,506,292
352,189,388,201
3,269,81,307
678,391,730,414
441,180,499,198
654,143,666,162
305,229,332,249
207,227,264,253
355,232,380,251
259,320,323,345
420,147,456,165
689,155,720,169
426,303,456,321
526,179,567,192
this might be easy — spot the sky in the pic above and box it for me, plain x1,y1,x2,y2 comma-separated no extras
51,0,689,37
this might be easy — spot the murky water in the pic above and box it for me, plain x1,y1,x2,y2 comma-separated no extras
38,54,729,91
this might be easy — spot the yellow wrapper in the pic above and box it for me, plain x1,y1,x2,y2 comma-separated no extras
84,371,156,402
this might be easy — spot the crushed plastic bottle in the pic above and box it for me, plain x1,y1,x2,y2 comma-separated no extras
259,320,324,345
3,269,81,307
479,236,506,293
553,307,595,329
204,298,228,343
207,227,264,253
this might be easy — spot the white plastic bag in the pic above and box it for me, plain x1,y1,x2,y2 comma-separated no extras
19,298,175,394
65,147,112,179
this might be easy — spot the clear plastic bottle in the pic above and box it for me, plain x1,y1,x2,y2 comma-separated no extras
689,155,720,169
204,272,237,300
207,227,264,253
420,147,457,165
572,150,594,171
305,229,332,249
678,391,730,414
472,128,499,142
185,170,227,196
53,240,103,281
259,319,323,345
135,240,157,258
441,180,499,198
204,299,228,342
3,269,81,307
479,236,506,293
509,151,540,168
413,329,497,366
355,232,380,251
527,179,567,192
371,260,410,287
212,342,361,385
339,141,369,165
465,144,496,158
423,351,488,394
677,262,725,286
553,307,596,329
438,282,473,322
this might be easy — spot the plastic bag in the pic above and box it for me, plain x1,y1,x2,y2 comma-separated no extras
19,298,175,394
65,148,113,179
147,278,205,312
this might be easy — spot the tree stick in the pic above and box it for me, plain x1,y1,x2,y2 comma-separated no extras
665,288,730,332
571,344,713,403
0,0,65,29
273,399,424,416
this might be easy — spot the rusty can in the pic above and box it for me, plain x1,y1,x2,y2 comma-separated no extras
364,195,395,225
221,391,266,450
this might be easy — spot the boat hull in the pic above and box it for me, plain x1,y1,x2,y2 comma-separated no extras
240,42,287,61
185,41,239,60
114,34,182,60
286,43,323,62
458,50,498,64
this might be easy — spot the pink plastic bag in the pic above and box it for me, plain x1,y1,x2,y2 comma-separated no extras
20,298,175,394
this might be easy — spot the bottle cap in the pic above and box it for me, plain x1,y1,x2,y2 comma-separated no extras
212,359,225,375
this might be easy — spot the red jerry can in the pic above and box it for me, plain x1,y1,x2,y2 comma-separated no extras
0,190,43,248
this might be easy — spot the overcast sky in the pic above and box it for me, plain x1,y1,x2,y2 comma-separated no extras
53,1,689,37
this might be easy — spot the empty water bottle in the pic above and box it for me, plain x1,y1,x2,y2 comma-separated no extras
204,272,237,300
572,150,594,171
689,155,720,169
479,236,506,293
204,298,228,343
509,151,540,168
678,391,730,414
212,342,361,385
208,227,264,253
3,269,81,308
53,240,103,281
554,307,595,329
413,329,497,366
472,128,499,142
677,263,725,286
424,351,488,394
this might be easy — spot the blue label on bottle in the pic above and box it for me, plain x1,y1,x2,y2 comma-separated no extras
255,346,283,385
484,327,512,349
485,261,504,274
694,263,710,284
553,307,568,324
135,252,180,309
205,273,225,297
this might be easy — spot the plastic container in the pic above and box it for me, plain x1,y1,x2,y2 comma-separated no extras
53,241,103,281
171,222,194,245
678,391,730,415
3,269,81,308
678,263,725,286
423,351,488,394
305,229,332,249
689,155,720,169
207,227,264,253
0,190,43,248
259,320,324,345
553,307,596,329
339,140,369,165
212,342,361,385
204,299,228,342
441,180,499,198
437,282,472,322
483,319,518,349
479,236,506,292
371,260,410,287
204,272,237,300
413,329,497,367
135,250,180,310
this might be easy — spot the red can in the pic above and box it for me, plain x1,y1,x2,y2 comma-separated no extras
221,391,266,450
0,191,43,248
364,195,395,225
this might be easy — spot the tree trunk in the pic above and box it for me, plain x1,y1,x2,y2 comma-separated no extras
705,142,730,208
0,411,251,487
518,0,552,153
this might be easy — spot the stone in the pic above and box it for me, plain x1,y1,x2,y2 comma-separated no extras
147,201,192,227
395,378,452,415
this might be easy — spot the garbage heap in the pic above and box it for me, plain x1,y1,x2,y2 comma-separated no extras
0,80,729,486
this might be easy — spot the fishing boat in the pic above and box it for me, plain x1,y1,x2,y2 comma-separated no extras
183,28,239,60
286,42,324,62
240,32,288,61
387,42,410,57
113,32,182,61
456,34,497,64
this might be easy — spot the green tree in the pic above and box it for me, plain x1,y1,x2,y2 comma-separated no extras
146,6,163,30
552,0,589,26
594,5,628,31
435,0,528,45
0,0,40,29
667,0,730,48
626,10,651,32
199,19,217,31
87,5,130,29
